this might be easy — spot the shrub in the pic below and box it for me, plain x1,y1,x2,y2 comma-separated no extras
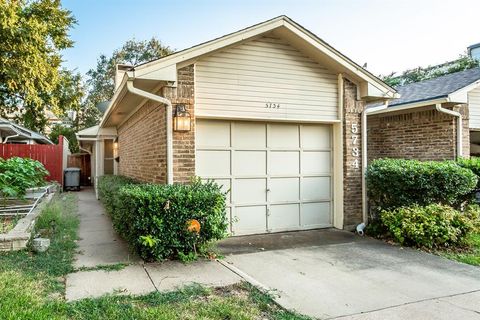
366,158,477,211
457,157,480,189
380,204,479,248
0,157,49,199
97,175,137,215
98,176,228,261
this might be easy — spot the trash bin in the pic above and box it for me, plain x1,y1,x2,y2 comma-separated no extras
64,167,81,191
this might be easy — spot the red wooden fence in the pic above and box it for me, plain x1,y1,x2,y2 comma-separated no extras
0,136,64,184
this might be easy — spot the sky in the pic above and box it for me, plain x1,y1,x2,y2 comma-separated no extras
61,0,480,78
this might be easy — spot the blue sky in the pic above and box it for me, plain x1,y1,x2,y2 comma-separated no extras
61,0,480,77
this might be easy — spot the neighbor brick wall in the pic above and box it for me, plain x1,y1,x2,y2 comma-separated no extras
117,65,195,184
368,103,470,161
342,79,365,229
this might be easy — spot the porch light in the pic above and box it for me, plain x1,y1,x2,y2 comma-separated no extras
173,104,191,132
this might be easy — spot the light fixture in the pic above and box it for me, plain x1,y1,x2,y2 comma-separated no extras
173,104,191,132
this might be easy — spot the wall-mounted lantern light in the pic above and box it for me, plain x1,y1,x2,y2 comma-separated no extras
173,104,191,132
113,137,119,162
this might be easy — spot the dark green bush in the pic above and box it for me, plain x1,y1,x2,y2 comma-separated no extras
381,204,480,248
97,175,137,215
98,176,228,261
457,157,480,189
0,157,49,198
367,158,477,211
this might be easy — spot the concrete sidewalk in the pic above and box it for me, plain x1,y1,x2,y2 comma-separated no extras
65,188,241,301
73,188,139,268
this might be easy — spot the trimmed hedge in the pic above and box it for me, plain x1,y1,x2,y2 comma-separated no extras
366,158,477,211
457,157,480,189
381,204,480,248
97,176,228,261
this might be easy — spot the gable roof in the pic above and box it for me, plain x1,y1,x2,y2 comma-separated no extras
101,16,398,128
390,67,480,107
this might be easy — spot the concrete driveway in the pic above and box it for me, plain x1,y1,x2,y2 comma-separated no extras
217,229,480,319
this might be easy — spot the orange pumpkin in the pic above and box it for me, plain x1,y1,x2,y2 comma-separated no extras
187,219,201,234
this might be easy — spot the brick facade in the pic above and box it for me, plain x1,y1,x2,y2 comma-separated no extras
368,103,470,161
342,79,366,229
117,65,195,183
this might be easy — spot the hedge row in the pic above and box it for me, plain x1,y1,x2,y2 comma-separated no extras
97,176,228,261
366,158,478,210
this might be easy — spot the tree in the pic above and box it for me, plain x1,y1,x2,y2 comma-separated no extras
84,37,174,125
48,124,78,153
0,0,76,132
381,54,480,87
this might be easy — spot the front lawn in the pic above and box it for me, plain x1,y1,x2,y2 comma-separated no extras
0,192,310,320
437,233,480,266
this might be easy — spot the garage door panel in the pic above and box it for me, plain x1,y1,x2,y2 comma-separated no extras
233,122,266,148
233,206,267,235
233,151,266,175
269,123,299,149
269,204,300,231
197,150,230,176
210,178,231,203
302,151,331,174
302,125,331,149
233,178,266,204
270,177,299,202
302,202,331,227
302,177,330,201
269,151,299,175
196,120,230,148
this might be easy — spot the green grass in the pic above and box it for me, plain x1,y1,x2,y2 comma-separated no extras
438,232,480,266
0,192,311,320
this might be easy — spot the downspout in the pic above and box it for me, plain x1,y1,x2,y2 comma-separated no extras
126,80,174,185
361,102,389,227
435,103,462,158
3,133,20,144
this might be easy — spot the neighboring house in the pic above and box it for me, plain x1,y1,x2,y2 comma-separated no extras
368,67,480,160
78,16,398,235
0,117,53,145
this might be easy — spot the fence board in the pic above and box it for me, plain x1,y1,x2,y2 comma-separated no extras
0,136,64,184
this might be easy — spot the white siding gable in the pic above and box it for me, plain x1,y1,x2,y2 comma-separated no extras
469,86,480,129
195,36,339,122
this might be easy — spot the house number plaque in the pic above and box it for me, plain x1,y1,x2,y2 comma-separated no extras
351,123,360,170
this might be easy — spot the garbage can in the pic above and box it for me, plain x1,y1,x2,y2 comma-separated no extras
64,167,81,191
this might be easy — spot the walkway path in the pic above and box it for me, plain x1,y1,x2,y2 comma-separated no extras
65,188,240,301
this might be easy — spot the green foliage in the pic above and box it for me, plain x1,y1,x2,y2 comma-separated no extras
97,175,228,261
366,158,477,211
84,37,173,126
0,157,49,199
48,125,79,153
381,54,480,87
457,157,480,189
0,0,77,132
380,204,480,248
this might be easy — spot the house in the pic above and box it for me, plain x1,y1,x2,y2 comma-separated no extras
0,117,53,145
368,67,480,160
78,16,398,235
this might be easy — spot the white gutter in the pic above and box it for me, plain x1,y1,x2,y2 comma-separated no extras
361,102,389,224
435,103,462,158
367,98,449,115
126,80,174,185
3,133,20,144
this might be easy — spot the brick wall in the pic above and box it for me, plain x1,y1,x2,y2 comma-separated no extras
368,103,470,161
117,65,195,184
342,79,365,229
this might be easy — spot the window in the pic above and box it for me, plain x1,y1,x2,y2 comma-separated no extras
104,139,114,174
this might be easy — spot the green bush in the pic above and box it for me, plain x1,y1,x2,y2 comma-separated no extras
366,158,477,211
0,157,49,199
97,175,137,215
457,157,480,189
98,176,228,261
381,204,479,248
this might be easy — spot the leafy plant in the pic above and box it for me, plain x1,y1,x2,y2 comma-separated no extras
0,157,49,200
97,176,228,261
380,204,480,248
366,158,477,213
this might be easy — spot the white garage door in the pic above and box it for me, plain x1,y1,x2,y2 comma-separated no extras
196,120,332,236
